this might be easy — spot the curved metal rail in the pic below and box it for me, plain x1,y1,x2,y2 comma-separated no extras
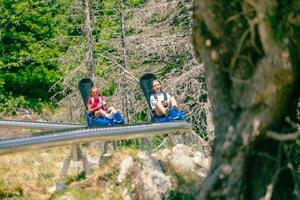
0,119,85,129
0,121,192,155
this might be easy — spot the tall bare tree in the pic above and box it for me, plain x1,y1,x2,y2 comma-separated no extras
83,0,95,80
50,0,96,122
117,0,131,121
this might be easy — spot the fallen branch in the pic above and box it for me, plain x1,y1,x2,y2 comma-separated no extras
266,130,300,141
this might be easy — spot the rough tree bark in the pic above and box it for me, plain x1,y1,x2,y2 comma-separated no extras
83,0,95,80
192,0,300,199
119,0,128,70
118,0,131,121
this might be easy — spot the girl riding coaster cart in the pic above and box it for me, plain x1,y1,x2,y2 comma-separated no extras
85,86,124,126
79,77,124,127
148,78,186,122
88,87,117,119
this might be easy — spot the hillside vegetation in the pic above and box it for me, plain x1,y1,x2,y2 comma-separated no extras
0,0,211,199
0,0,212,140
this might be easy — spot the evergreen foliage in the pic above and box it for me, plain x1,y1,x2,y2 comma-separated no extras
0,0,72,111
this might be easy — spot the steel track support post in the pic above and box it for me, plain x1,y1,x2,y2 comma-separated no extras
60,144,90,179
168,134,177,147
98,142,117,166
60,154,72,179
184,132,194,145
139,137,152,152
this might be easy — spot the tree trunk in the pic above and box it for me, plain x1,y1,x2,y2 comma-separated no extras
192,0,300,199
118,0,131,121
119,0,128,70
83,0,94,80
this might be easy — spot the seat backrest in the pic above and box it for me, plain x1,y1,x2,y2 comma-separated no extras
78,77,94,109
139,73,157,109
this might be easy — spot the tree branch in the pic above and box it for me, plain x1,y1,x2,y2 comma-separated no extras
266,130,300,141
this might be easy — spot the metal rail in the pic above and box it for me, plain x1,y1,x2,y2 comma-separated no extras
0,121,191,155
0,119,85,129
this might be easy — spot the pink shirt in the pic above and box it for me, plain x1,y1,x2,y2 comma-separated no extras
88,96,106,110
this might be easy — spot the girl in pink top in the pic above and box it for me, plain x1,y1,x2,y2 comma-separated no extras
88,87,116,119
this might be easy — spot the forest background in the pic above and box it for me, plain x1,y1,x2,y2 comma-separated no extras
0,0,213,141
0,0,300,199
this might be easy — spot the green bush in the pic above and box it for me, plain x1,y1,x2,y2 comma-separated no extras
125,0,147,7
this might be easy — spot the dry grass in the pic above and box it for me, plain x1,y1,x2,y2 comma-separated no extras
0,145,102,200
51,149,137,200
0,143,205,199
